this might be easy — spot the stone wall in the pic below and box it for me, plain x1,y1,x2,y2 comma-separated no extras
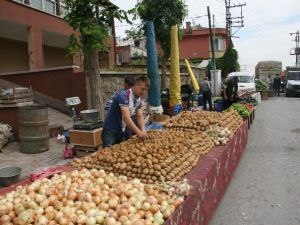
97,67,206,119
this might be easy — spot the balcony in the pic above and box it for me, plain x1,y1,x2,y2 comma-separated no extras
13,0,66,17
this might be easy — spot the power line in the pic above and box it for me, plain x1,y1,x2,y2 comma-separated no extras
224,0,246,38
290,31,300,67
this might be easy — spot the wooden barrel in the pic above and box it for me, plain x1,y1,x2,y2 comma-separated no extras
19,105,49,153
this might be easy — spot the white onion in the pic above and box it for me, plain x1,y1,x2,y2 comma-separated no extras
76,214,87,224
95,210,107,218
134,201,142,210
54,211,64,222
0,168,182,225
96,177,105,185
35,206,44,215
40,199,49,209
0,205,8,216
108,198,119,209
86,217,96,225
95,215,105,223
0,215,11,223
35,194,44,203
17,210,33,225
59,217,69,225
142,202,150,211
105,217,117,225
86,209,97,217
5,202,14,212
35,215,48,225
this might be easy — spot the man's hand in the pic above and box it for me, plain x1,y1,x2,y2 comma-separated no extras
137,131,150,140
224,95,228,100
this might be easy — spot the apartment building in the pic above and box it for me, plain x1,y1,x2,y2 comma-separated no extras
0,0,116,73
180,22,229,60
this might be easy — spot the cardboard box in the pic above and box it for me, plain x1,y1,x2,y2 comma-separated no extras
69,128,102,147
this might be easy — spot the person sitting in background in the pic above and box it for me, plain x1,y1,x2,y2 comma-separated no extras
181,84,194,110
222,76,239,109
200,77,213,111
102,76,150,148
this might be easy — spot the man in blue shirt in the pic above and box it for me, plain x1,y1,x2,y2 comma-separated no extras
102,76,150,147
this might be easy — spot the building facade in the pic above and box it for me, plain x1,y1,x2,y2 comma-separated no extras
116,37,147,65
179,22,228,60
0,0,116,73
255,61,282,81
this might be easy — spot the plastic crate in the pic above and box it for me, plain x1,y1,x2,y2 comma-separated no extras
214,100,224,112
197,94,203,106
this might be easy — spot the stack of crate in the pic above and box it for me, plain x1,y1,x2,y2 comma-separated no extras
0,87,33,104
69,128,103,157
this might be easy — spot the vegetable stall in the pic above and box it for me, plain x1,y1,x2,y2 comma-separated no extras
0,107,253,225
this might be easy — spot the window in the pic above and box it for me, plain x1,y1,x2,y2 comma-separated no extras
213,37,225,51
44,0,56,15
134,40,140,48
287,72,300,80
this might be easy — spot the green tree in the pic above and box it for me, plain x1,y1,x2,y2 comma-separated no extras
132,0,188,90
124,27,144,40
64,0,128,116
216,46,240,77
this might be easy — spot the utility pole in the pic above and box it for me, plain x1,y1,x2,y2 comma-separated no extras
225,0,246,39
290,31,300,67
213,14,216,72
207,6,215,69
207,6,216,95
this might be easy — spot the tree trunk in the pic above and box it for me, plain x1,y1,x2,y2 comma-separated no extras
84,47,103,118
161,57,167,90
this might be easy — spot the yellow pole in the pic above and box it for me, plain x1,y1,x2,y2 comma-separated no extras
169,25,181,107
184,59,200,92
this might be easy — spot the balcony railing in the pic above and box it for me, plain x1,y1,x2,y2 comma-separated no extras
13,0,66,17
12,0,113,37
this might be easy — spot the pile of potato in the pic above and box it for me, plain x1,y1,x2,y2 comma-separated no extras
70,130,214,184
164,111,220,131
164,110,243,135
217,109,244,134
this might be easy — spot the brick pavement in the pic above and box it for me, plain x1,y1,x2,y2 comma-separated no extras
0,107,74,188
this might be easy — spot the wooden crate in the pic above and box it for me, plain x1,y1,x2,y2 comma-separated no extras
74,145,99,157
69,128,102,147
268,91,274,97
261,91,269,100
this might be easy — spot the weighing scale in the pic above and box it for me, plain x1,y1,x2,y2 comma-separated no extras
65,97,103,130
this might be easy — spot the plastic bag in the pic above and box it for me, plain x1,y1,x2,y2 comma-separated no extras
30,167,64,181
63,143,74,159
145,121,163,130
57,133,66,144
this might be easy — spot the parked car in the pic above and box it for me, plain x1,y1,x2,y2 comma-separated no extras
286,71,300,97
227,71,256,92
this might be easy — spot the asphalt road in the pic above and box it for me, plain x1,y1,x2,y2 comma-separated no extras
210,96,300,225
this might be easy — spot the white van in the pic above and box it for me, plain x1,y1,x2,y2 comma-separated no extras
227,71,256,92
286,71,300,97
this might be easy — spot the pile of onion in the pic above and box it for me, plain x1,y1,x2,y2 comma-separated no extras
217,109,243,134
70,130,213,183
0,169,184,225
206,125,232,146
